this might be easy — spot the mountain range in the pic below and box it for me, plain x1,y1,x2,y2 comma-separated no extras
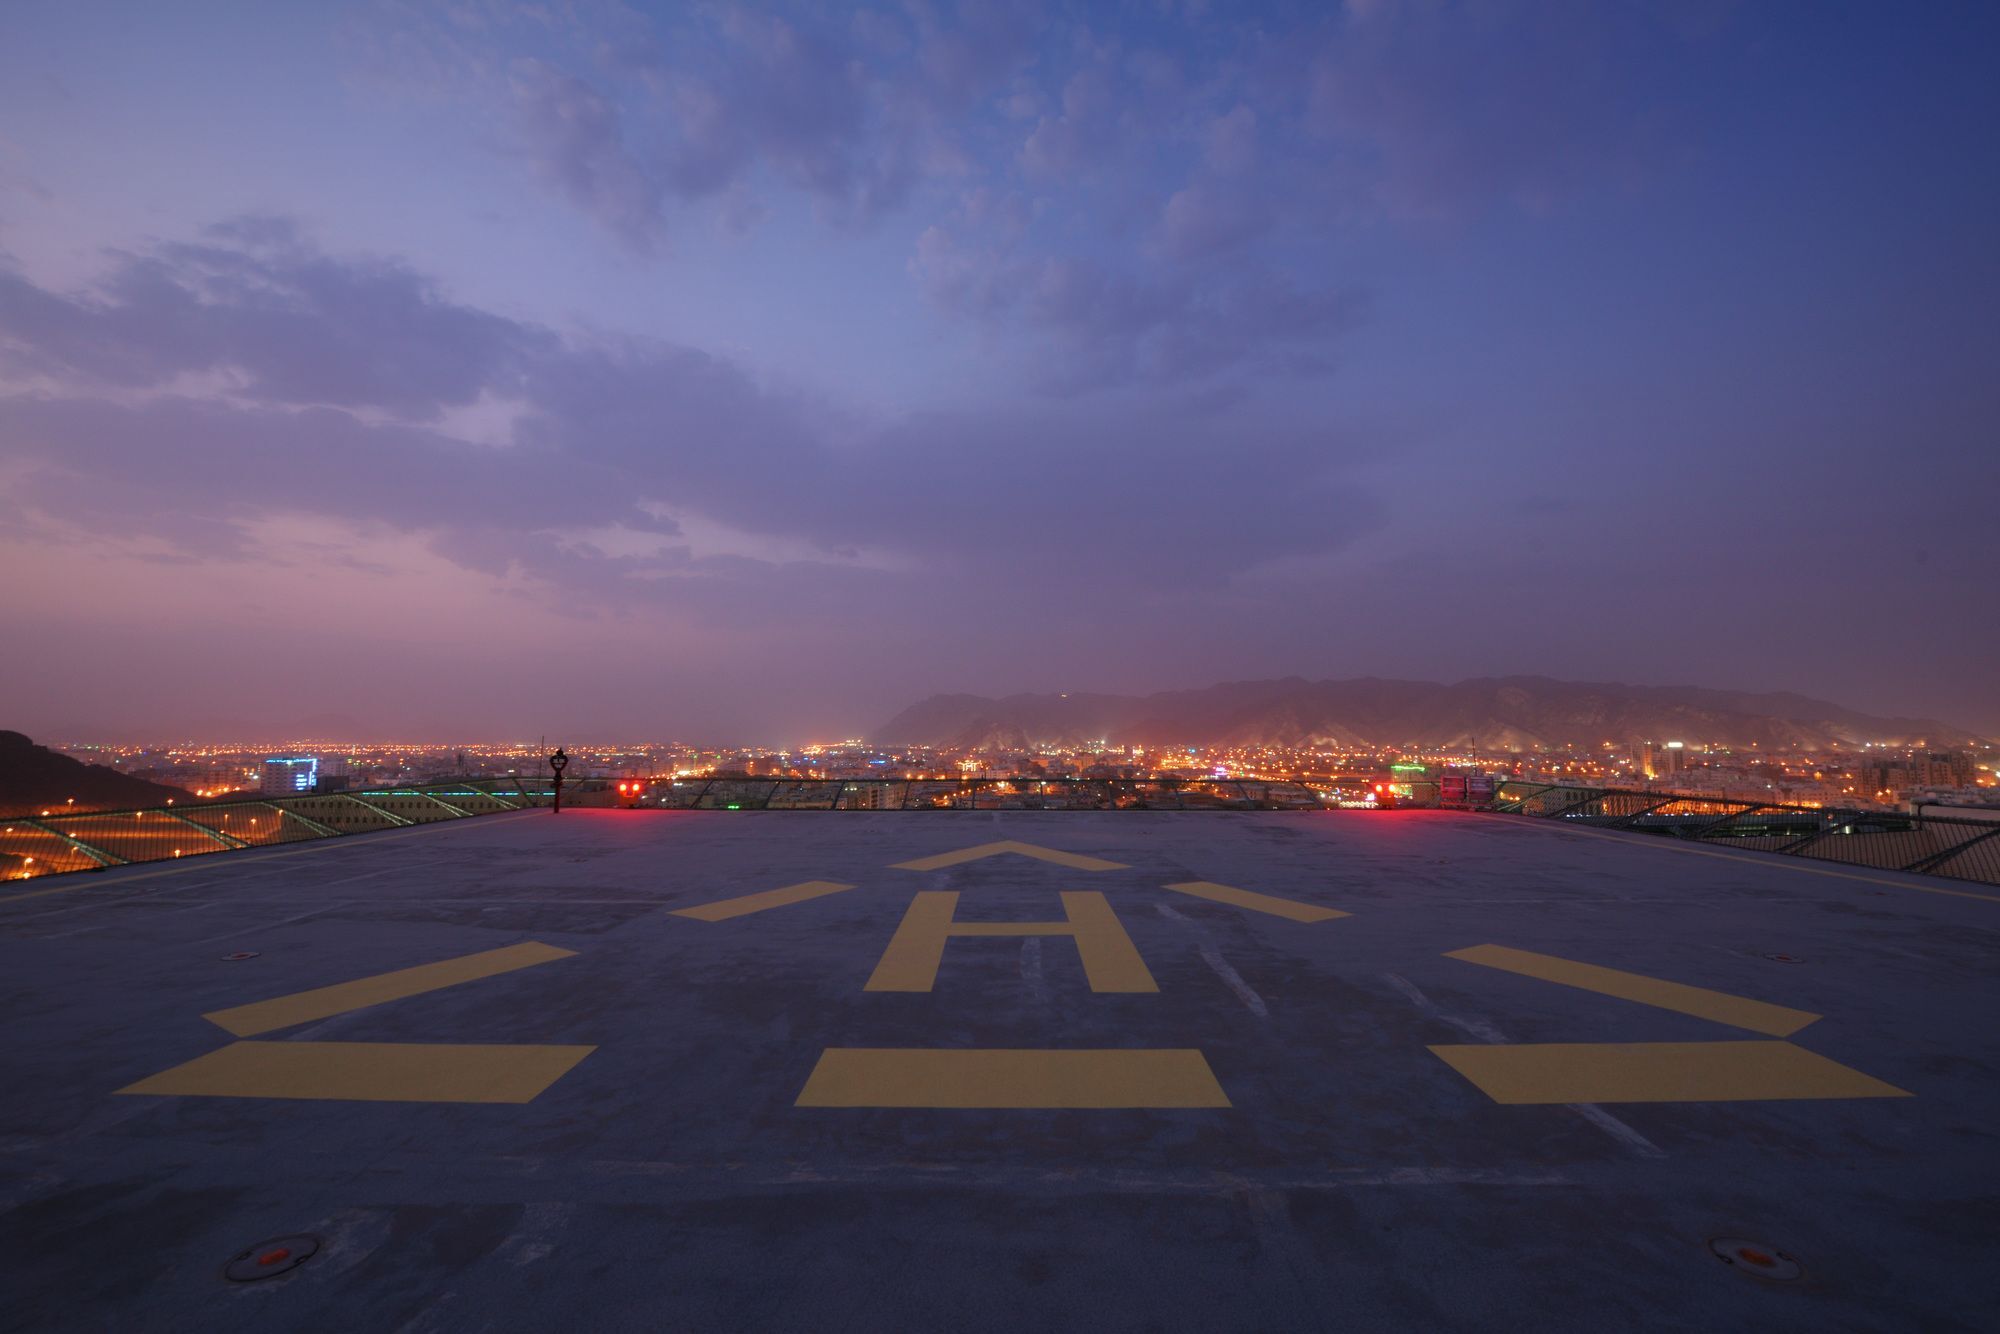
36,713,382,746
870,677,1984,753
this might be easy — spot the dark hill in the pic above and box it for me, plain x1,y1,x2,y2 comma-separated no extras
0,731,193,816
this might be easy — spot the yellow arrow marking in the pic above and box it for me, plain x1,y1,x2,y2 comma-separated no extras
1163,881,1350,922
672,880,857,921
1430,1041,1909,1104
1444,943,1819,1037
890,840,1127,872
796,1048,1230,1108
117,1041,595,1103
203,941,575,1037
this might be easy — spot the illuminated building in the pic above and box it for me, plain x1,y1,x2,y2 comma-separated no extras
317,755,351,792
260,755,318,796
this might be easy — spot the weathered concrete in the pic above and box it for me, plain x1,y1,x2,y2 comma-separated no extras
3,809,1997,1331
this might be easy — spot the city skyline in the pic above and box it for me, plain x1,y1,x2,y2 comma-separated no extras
21,667,1996,752
3,2,1997,741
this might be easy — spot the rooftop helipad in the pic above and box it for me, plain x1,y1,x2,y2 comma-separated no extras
3,809,1997,1330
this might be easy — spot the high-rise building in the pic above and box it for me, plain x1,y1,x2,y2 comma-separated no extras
1863,751,1977,796
1637,740,1684,780
1918,751,1976,787
261,755,318,796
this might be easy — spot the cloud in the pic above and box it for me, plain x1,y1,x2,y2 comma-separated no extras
509,58,665,249
908,0,1046,111
1203,104,1258,175
1159,183,1271,259
356,0,1722,261
663,12,876,204
1304,1,1712,213
912,225,1365,392
358,3,1051,245
1018,68,1119,180
0,219,546,418
0,222,1381,611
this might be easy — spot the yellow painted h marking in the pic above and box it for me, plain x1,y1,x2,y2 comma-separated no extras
865,891,1157,992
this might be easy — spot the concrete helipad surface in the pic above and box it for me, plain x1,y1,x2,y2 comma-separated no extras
3,810,1999,1331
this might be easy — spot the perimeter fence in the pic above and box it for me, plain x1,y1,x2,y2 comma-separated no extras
1489,782,2000,888
607,775,1366,812
10,774,1995,891
1,774,1407,883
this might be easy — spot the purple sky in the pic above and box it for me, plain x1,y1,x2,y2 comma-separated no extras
2,1,1996,743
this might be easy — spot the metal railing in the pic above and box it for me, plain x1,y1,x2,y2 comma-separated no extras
1488,782,2000,888
1,778,555,883
0,774,1399,883
12,771,1993,892
580,775,1347,812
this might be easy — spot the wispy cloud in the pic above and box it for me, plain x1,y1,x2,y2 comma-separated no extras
0,221,1382,607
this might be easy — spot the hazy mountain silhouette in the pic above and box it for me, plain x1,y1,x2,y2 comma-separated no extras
40,713,380,745
872,677,1982,752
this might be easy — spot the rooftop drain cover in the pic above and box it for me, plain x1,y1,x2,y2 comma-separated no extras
223,1235,320,1282
1708,1237,1803,1281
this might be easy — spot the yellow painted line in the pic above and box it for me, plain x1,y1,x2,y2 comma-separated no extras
203,941,575,1037
864,891,1157,992
1446,943,1820,1037
1430,1041,1910,1104
1058,890,1159,992
796,1048,1230,1108
0,809,541,906
1163,880,1350,923
890,840,1127,872
866,892,961,991
1528,818,2000,904
672,880,857,921
116,1040,595,1103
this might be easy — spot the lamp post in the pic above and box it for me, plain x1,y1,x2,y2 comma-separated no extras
549,747,569,814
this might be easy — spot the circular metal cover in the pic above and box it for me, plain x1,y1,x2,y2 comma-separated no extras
1709,1237,1803,1281
223,1234,321,1282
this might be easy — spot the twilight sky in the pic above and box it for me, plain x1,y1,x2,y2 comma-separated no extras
1,0,1996,742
